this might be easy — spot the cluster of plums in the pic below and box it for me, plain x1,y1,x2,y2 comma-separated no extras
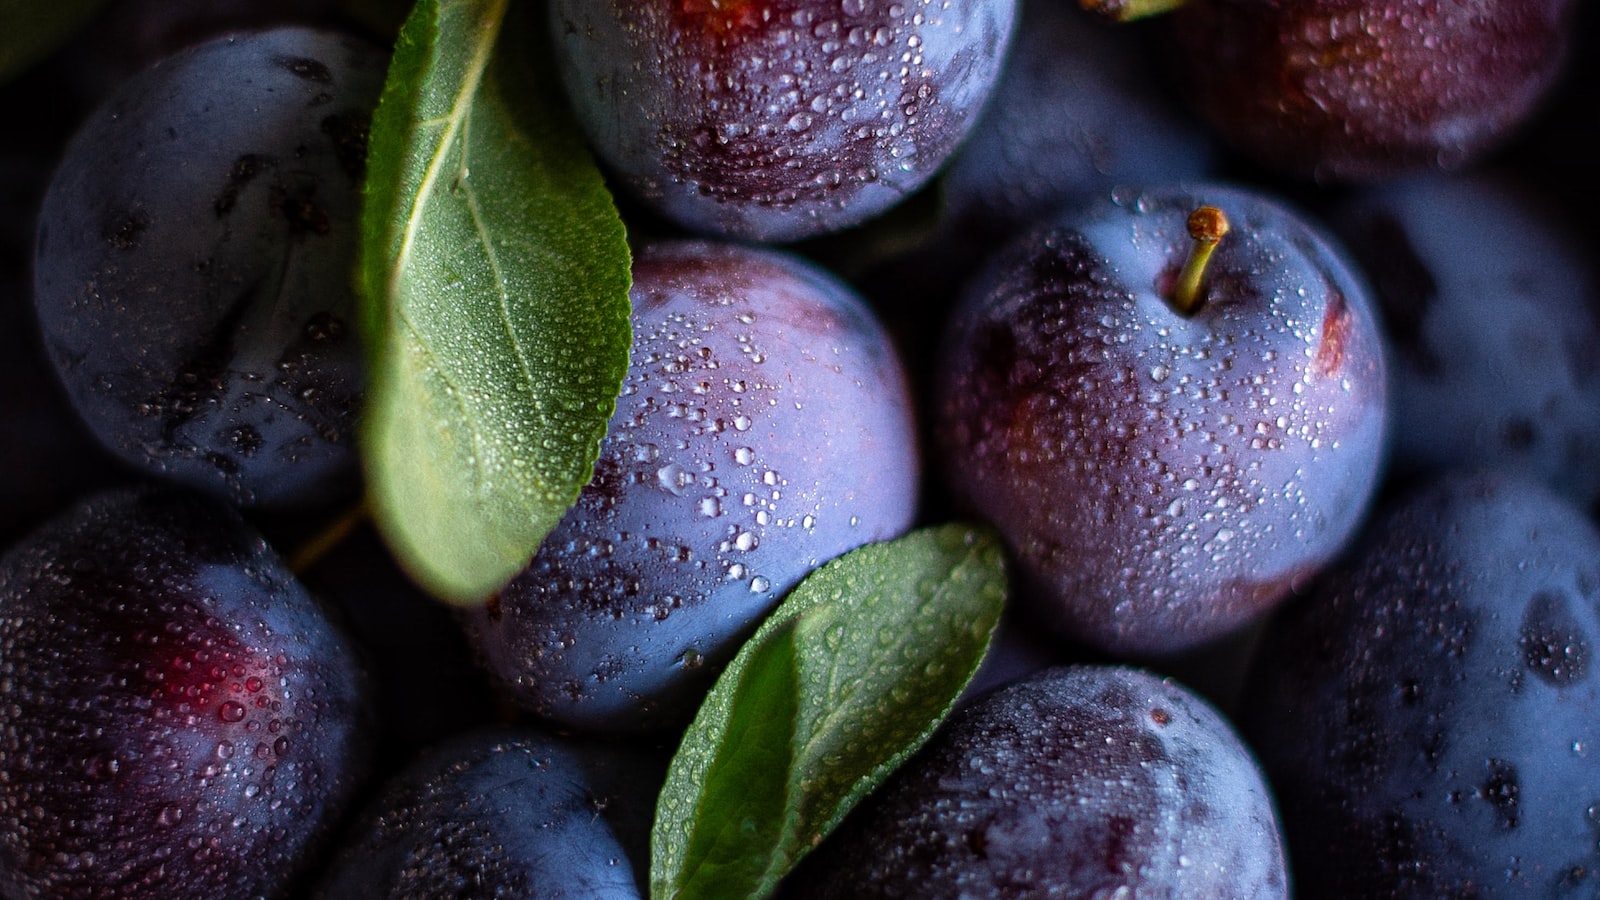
1,0,1596,896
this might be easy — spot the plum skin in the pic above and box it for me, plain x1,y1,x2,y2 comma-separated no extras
789,665,1288,898
1330,173,1600,505
313,728,661,899
548,0,1017,243
936,184,1388,657
1240,470,1600,896
0,487,372,899
461,239,920,733
31,27,387,508
1167,0,1575,182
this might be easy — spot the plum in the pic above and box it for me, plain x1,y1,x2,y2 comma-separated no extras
1240,469,1600,896
1165,0,1576,182
788,665,1288,898
1330,172,1600,505
936,184,1389,657
461,239,920,733
547,0,1017,242
0,486,372,899
31,27,387,508
313,728,662,899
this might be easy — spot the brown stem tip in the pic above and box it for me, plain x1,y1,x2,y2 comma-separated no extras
1169,205,1230,316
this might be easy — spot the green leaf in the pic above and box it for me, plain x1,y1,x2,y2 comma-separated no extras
651,524,1008,900
359,0,631,604
0,0,108,83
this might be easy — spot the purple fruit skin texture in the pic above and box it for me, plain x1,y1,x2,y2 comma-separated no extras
31,28,386,508
547,0,1017,243
939,0,1216,236
1169,0,1575,183
1331,173,1600,505
462,240,920,733
790,665,1288,898
313,728,660,899
936,184,1388,657
0,487,372,899
1240,470,1600,896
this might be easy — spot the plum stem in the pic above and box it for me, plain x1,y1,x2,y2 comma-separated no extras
1170,206,1230,316
288,498,370,574
1078,0,1188,24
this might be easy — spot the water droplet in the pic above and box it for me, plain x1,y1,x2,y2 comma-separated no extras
218,701,247,723
657,463,690,496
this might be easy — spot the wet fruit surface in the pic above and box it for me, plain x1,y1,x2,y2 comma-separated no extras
0,487,371,899
1241,470,1600,896
31,27,386,508
1168,0,1576,182
462,240,920,732
548,0,1017,241
936,184,1388,656
791,665,1287,898
314,727,662,898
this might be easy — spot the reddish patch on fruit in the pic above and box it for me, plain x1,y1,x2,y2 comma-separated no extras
677,0,767,36
1316,292,1351,378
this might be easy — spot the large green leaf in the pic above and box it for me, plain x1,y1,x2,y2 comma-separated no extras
0,0,107,83
359,0,631,604
652,524,1008,900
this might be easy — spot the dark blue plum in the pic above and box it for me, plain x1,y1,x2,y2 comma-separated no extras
788,665,1288,898
1240,469,1600,897
1330,173,1600,505
939,0,1216,239
313,728,664,899
31,27,387,508
0,486,372,899
936,183,1389,657
461,239,920,734
548,0,1018,242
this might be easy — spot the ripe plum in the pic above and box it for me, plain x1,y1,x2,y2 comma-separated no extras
313,728,662,898
1240,469,1600,896
547,0,1017,242
1330,172,1600,504
936,184,1388,656
1165,0,1576,182
31,27,387,508
461,240,920,733
789,665,1288,897
0,487,372,898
